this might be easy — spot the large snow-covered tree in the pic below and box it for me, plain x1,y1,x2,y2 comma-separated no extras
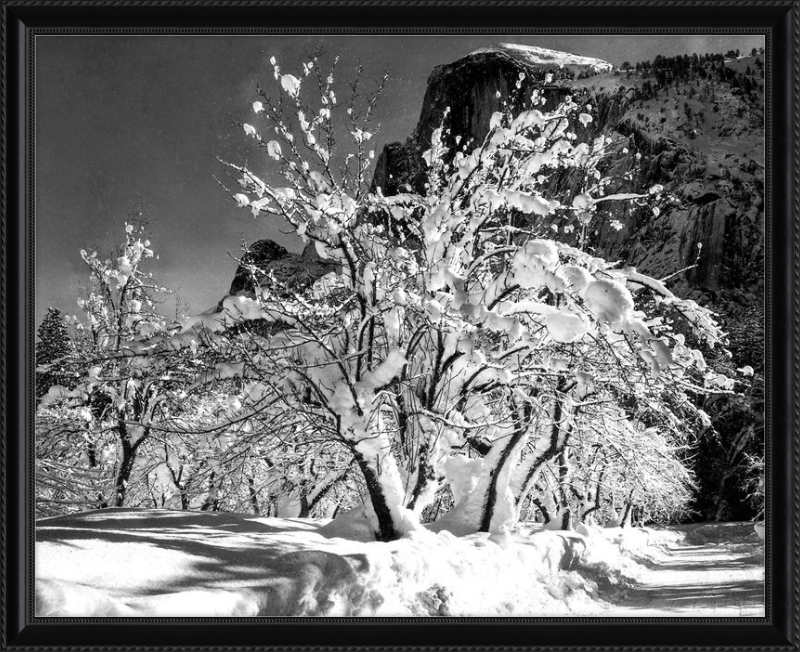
203,55,735,541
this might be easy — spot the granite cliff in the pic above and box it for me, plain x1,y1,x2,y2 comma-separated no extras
226,240,334,300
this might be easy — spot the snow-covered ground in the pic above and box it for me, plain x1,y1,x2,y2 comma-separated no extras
603,522,765,616
35,509,764,618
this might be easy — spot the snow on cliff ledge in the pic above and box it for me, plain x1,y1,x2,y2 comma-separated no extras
470,43,614,73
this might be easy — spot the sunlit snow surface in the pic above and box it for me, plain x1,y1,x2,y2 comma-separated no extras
469,44,614,73
36,509,764,617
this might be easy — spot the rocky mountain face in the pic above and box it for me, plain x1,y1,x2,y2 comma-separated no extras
373,44,611,196
224,240,335,304
373,45,765,347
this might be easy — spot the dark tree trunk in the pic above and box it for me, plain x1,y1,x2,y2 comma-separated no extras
114,439,138,507
620,494,634,527
407,341,462,514
515,386,574,508
298,490,310,518
478,398,534,532
407,443,433,512
87,439,98,468
713,470,733,521
479,427,527,532
166,462,189,510
179,486,189,510
248,476,260,515
532,497,551,523
200,471,220,511
353,450,401,542
556,450,572,530
87,436,108,509
581,469,605,522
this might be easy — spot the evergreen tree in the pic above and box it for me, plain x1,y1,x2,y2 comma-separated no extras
35,307,72,398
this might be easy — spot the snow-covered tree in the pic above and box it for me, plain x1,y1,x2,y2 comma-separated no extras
208,56,734,541
36,222,191,509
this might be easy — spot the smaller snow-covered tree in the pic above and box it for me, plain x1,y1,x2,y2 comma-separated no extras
37,222,193,509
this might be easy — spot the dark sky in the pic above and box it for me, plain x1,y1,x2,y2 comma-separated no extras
35,34,764,324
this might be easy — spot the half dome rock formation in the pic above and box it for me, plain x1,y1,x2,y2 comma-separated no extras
372,44,764,313
373,44,613,196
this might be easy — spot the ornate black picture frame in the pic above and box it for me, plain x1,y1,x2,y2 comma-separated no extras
1,1,797,649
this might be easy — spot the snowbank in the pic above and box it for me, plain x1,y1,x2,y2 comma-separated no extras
35,509,760,618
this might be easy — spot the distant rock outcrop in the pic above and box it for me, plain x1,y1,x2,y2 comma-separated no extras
225,240,336,302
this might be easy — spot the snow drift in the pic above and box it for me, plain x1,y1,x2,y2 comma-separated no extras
36,509,763,618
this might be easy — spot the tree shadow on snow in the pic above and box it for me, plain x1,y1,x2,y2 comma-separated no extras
36,509,378,615
621,578,764,611
37,508,313,535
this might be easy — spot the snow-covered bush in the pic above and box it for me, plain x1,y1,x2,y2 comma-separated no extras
213,56,733,541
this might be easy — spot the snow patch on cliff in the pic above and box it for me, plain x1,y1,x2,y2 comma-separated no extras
470,44,614,73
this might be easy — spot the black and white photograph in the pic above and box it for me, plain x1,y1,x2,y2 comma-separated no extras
32,33,766,618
